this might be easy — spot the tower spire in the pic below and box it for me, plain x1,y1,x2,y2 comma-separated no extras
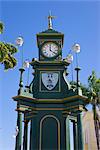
48,11,55,29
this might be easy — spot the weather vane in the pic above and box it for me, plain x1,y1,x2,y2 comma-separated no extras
48,11,56,29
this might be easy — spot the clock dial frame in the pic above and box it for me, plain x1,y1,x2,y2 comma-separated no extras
41,42,59,58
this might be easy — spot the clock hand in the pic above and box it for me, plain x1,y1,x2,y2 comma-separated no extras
50,49,57,55
49,44,57,55
49,44,51,51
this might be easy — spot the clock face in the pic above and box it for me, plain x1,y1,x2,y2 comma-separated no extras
42,42,58,58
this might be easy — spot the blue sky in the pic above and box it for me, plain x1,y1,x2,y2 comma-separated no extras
0,0,100,150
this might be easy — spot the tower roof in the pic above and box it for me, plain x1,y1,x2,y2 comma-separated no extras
37,28,63,35
37,12,64,36
36,13,64,47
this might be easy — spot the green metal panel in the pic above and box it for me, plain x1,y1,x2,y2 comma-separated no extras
32,63,72,99
41,117,58,149
77,112,84,150
23,120,28,150
28,109,66,150
73,121,78,150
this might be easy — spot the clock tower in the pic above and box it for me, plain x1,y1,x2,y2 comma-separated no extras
13,13,88,150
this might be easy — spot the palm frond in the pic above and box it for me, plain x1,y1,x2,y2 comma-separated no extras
0,22,4,34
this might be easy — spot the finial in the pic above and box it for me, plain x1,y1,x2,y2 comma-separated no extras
18,68,25,95
48,11,55,29
75,67,81,95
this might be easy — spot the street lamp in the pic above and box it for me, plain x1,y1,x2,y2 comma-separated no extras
64,53,74,81
65,54,73,64
72,43,81,95
16,36,25,94
72,43,80,67
16,36,24,67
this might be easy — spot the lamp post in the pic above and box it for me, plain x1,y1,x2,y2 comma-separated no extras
15,36,24,150
16,36,25,95
23,59,30,92
71,43,84,150
65,54,74,81
75,67,81,95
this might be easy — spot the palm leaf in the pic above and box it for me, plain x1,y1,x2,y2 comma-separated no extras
0,22,4,34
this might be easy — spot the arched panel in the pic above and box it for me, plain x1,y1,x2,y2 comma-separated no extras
39,115,60,150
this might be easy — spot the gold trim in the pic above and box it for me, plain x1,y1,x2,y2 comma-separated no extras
12,95,35,101
37,68,64,71
63,95,88,101
39,71,61,92
37,33,64,36
36,108,64,111
64,105,81,109
13,94,88,104
30,60,69,67
39,115,60,150
25,114,36,119
32,60,65,64
16,107,64,112
13,95,64,103
63,106,84,113
37,99,63,103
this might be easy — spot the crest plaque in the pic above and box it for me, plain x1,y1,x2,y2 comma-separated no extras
41,72,59,90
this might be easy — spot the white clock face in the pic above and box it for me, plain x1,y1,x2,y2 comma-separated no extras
42,42,58,58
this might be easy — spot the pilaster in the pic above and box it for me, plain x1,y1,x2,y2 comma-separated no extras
23,119,29,150
15,111,22,150
77,112,84,150
66,116,70,150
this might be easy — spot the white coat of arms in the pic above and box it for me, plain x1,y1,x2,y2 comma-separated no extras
41,72,59,90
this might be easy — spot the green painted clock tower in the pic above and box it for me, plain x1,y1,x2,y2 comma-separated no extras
13,14,88,150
